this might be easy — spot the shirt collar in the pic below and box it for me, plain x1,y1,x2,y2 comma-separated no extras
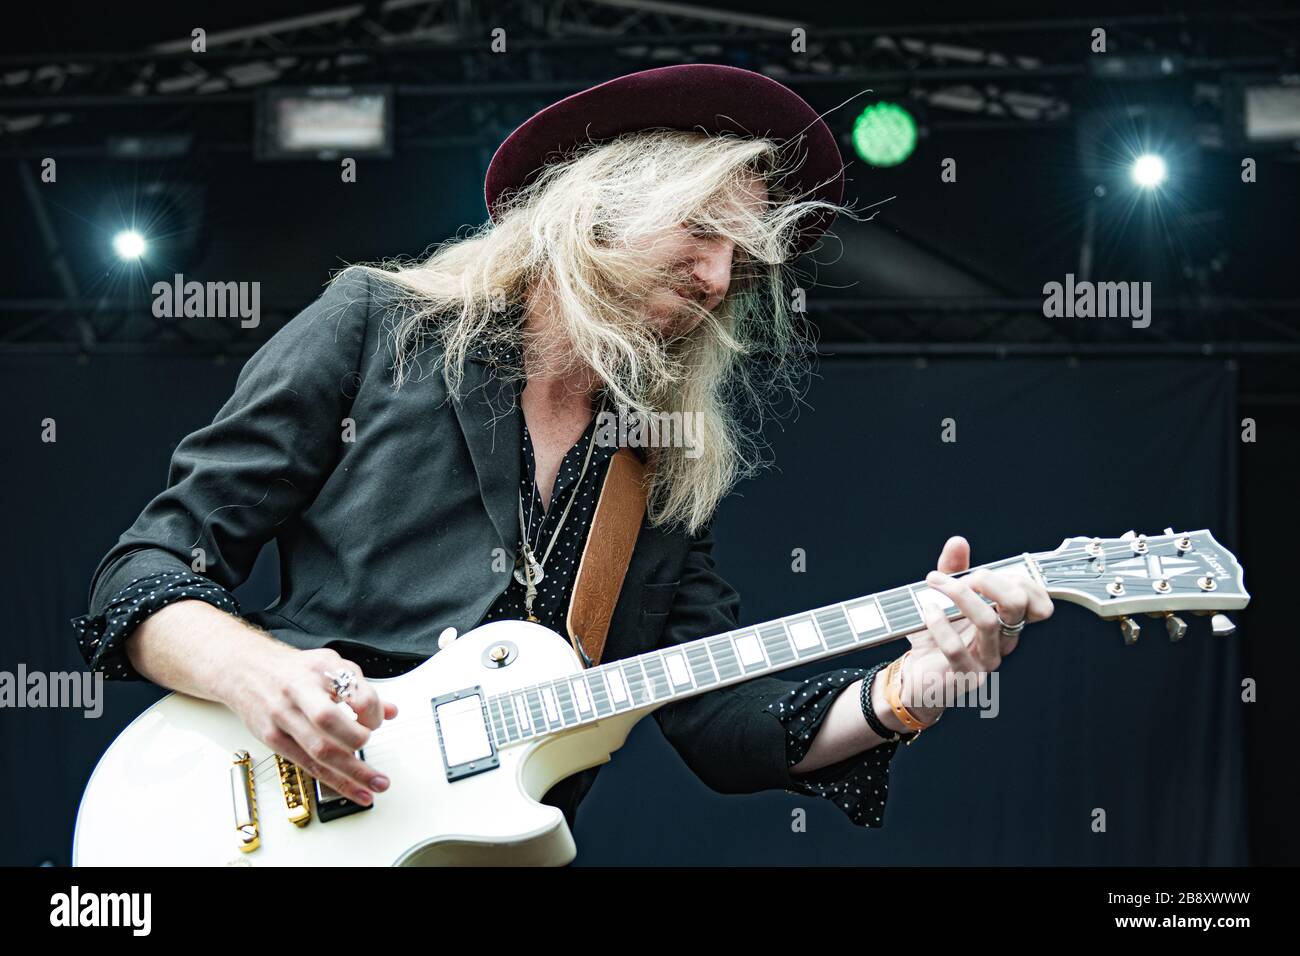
467,339,523,367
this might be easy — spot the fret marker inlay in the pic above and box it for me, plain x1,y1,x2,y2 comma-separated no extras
916,587,956,613
607,669,628,703
789,620,821,650
572,679,592,713
734,633,764,667
848,602,884,633
665,652,691,687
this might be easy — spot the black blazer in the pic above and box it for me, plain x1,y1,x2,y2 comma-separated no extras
84,267,808,825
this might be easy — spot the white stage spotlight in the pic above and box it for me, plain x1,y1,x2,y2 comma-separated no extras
112,230,146,260
1131,154,1168,188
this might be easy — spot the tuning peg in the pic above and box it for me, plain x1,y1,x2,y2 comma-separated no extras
1163,527,1175,535
1119,616,1140,645
1164,614,1187,642
1119,530,1136,541
437,626,459,649
1210,614,1236,637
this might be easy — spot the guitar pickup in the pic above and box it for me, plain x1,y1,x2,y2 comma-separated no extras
313,748,373,823
230,750,260,852
274,755,312,827
432,687,499,782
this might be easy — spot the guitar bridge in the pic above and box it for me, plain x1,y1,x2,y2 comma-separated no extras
230,750,259,852
275,754,312,826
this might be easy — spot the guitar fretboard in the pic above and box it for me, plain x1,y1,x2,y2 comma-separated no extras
482,554,1033,748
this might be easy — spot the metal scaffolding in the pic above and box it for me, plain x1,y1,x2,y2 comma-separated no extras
1,2,1297,381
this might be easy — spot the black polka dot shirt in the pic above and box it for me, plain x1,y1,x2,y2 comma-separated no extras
71,569,240,682
69,346,898,826
766,668,901,828
479,397,619,639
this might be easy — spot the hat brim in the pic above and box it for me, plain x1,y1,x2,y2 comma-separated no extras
484,63,845,255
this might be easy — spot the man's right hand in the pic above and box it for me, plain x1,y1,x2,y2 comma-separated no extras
125,599,399,807
224,643,397,807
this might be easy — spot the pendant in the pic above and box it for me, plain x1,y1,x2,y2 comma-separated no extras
514,551,544,586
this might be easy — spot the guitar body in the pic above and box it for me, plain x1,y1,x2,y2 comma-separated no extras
73,620,651,866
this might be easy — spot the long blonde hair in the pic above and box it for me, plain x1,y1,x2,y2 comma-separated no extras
346,128,851,535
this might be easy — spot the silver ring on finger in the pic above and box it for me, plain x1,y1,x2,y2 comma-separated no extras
324,669,358,702
995,610,1027,637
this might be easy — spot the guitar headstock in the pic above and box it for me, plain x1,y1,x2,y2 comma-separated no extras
1031,529,1249,644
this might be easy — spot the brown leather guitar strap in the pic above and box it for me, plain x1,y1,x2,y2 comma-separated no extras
566,447,647,667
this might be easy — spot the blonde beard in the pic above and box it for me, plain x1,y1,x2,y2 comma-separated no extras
520,294,707,418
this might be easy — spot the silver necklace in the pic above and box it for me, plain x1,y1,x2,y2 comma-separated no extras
514,394,608,621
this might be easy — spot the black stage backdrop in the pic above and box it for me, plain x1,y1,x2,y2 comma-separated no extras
1,353,1246,866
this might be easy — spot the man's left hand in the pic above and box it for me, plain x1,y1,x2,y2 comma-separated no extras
898,535,1054,724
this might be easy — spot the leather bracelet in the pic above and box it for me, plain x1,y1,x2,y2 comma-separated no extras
884,651,942,735
858,662,915,744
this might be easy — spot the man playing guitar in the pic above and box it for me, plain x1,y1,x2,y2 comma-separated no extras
73,64,1053,839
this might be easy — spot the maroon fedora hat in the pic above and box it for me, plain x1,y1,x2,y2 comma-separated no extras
484,63,845,254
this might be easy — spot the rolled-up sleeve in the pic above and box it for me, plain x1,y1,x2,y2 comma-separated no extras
71,267,376,675
765,668,900,827
71,570,241,681
651,528,901,821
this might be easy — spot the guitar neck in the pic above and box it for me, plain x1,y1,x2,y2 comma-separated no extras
482,552,1037,748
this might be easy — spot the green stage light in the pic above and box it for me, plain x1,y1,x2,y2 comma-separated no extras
852,102,918,167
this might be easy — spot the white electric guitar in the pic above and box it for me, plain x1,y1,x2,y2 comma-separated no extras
74,530,1249,866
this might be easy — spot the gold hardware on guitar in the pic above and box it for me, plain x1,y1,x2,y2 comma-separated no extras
275,755,312,827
